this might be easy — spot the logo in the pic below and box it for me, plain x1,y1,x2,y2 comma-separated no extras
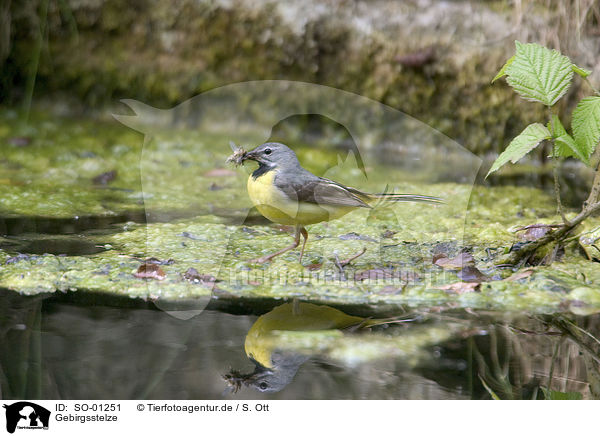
3,402,50,434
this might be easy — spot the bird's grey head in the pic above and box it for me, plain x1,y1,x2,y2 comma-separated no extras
242,142,300,170
244,352,307,393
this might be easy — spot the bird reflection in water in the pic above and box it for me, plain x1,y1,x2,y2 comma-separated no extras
223,301,411,393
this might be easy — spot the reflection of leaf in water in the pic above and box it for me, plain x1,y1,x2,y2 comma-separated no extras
540,387,582,400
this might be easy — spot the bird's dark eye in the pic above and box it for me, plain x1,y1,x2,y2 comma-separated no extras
259,382,268,391
264,148,272,155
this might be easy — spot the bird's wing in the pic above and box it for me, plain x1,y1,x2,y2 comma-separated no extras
275,173,371,208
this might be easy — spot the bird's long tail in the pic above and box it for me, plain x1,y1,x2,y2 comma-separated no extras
369,193,444,204
347,315,419,331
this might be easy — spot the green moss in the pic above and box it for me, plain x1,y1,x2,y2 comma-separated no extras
3,207,600,315
0,110,144,217
2,109,600,315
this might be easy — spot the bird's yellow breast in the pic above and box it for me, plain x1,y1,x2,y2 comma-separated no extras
247,169,297,225
247,170,355,225
244,302,365,368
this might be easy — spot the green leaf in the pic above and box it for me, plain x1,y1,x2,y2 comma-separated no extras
572,64,592,78
540,387,583,400
492,55,515,83
547,114,566,137
554,134,589,163
547,115,589,161
572,96,600,158
505,41,574,106
486,123,551,177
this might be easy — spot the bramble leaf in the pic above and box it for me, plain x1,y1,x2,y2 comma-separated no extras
572,96,600,158
504,41,574,106
486,123,551,177
492,55,515,83
554,134,589,164
547,115,589,162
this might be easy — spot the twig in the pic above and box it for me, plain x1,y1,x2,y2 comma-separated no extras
507,326,562,336
333,247,367,280
509,200,600,264
562,225,600,244
333,253,347,280
513,223,564,232
551,317,600,366
338,247,367,267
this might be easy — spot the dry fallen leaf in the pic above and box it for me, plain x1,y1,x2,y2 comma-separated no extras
503,268,535,281
381,230,396,239
433,252,475,270
93,170,117,185
436,282,480,294
514,224,554,241
457,265,490,282
182,267,217,285
134,263,166,280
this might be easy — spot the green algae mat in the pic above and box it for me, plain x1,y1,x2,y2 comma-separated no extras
2,108,600,317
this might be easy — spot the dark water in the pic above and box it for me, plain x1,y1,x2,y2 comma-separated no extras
1,288,598,400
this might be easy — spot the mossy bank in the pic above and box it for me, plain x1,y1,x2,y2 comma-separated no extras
6,0,599,155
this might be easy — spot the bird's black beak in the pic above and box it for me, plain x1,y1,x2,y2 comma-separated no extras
241,149,259,163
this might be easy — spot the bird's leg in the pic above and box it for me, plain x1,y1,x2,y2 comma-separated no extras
250,226,302,264
298,227,308,264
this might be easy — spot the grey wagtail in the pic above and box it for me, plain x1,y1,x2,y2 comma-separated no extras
228,142,442,264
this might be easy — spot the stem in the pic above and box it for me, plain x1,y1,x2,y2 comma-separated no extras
584,160,600,208
583,77,600,97
552,157,569,224
547,108,569,225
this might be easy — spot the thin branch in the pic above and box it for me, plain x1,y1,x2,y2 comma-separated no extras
553,158,569,224
513,223,564,232
338,247,367,267
583,76,600,96
509,200,600,263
